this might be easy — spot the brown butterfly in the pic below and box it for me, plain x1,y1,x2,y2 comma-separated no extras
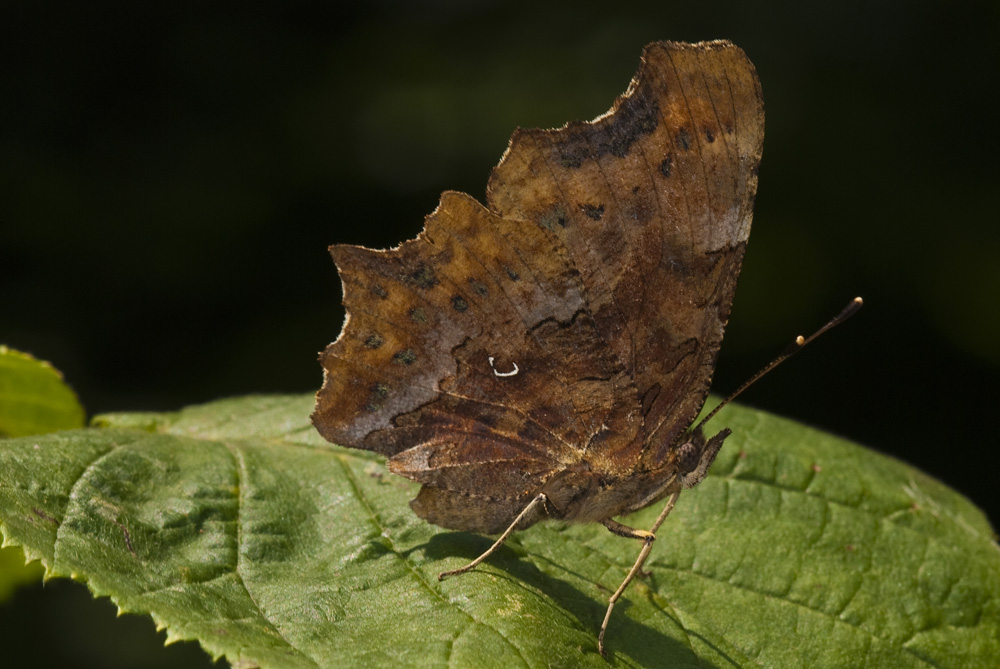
314,40,794,654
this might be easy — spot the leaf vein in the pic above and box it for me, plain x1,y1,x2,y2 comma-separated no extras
662,563,939,665
226,442,321,669
335,455,535,667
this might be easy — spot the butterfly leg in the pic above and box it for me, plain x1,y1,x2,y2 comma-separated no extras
438,492,548,581
597,490,682,656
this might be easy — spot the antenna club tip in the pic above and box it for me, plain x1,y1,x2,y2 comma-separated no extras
853,296,864,306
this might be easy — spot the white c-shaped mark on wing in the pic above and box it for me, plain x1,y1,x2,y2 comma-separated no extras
488,355,519,378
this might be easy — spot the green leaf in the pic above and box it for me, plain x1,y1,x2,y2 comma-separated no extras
0,345,86,439
0,346,83,600
0,394,997,667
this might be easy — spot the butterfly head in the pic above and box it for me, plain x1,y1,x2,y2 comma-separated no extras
676,425,731,490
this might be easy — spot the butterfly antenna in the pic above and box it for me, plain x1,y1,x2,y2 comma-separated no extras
695,296,863,432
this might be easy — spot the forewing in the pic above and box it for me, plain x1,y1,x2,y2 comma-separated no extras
486,41,765,469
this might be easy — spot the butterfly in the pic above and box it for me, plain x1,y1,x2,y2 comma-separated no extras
314,40,766,654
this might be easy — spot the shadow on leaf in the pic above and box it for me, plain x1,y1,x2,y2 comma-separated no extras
416,531,726,667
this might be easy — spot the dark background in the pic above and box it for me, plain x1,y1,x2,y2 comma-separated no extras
2,1,998,666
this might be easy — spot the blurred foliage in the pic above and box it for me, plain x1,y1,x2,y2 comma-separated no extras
0,346,85,437
0,544,43,603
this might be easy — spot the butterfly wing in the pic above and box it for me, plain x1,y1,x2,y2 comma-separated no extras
487,40,765,474
313,191,628,531
313,41,765,531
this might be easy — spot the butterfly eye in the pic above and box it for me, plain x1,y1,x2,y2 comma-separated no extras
676,440,700,474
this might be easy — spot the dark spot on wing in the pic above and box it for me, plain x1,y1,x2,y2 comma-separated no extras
392,349,417,365
406,262,437,289
468,278,489,297
579,203,605,220
659,154,673,178
676,127,691,151
539,206,569,230
555,83,660,168
365,382,390,412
